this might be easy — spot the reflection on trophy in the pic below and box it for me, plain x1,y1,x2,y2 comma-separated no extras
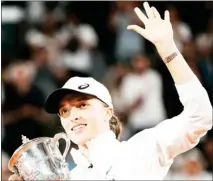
8,133,71,180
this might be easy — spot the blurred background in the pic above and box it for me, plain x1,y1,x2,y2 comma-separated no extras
1,1,212,180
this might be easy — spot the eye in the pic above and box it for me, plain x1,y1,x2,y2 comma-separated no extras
59,107,70,118
79,103,88,108
62,109,69,114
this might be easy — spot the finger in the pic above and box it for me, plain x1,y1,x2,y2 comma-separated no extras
127,25,146,37
164,10,170,21
143,2,154,19
134,7,148,24
151,7,161,19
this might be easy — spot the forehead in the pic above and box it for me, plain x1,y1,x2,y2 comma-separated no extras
59,93,95,106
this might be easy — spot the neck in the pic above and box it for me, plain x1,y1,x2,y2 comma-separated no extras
77,130,115,160
71,130,119,168
78,144,89,160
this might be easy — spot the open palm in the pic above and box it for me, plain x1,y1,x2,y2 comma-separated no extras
127,2,174,46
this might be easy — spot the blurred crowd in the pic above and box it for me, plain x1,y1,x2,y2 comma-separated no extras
1,1,213,180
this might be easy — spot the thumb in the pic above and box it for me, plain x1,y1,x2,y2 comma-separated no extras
127,25,146,37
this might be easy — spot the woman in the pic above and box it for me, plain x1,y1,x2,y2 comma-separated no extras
10,2,212,180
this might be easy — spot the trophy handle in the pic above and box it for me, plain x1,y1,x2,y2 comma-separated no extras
53,133,71,158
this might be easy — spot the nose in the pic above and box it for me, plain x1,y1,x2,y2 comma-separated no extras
69,107,80,122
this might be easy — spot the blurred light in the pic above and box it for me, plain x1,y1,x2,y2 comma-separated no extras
2,6,24,23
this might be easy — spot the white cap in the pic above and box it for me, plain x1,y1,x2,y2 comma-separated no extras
44,77,113,113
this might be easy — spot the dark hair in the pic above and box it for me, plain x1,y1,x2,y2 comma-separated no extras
109,114,122,139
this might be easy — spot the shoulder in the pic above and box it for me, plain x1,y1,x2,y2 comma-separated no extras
116,128,172,178
121,128,157,150
130,128,156,141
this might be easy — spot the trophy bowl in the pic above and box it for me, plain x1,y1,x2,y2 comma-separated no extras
8,133,71,180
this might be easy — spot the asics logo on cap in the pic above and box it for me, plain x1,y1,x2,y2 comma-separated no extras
78,83,89,90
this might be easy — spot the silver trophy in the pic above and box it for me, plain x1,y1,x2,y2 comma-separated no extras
8,133,71,180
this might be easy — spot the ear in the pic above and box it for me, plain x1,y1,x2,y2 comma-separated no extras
105,107,113,122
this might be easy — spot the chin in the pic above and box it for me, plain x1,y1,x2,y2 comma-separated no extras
75,140,87,146
70,134,89,146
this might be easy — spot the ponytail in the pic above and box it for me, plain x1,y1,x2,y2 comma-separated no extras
109,114,122,139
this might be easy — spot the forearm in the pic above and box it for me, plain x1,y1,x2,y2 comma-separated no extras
127,1,212,167
156,41,197,85
155,41,212,162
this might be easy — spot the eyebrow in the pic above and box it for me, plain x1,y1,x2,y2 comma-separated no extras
77,95,93,101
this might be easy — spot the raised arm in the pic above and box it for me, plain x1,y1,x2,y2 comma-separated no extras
128,2,212,165
127,2,196,85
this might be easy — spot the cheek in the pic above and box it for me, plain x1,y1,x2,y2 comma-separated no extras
88,109,104,120
82,108,100,121
87,108,105,127
60,119,70,131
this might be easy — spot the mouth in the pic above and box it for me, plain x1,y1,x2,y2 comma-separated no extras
71,124,87,132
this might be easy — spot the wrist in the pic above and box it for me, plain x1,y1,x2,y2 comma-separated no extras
155,41,179,60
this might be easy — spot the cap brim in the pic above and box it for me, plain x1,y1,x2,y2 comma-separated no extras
44,88,77,114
